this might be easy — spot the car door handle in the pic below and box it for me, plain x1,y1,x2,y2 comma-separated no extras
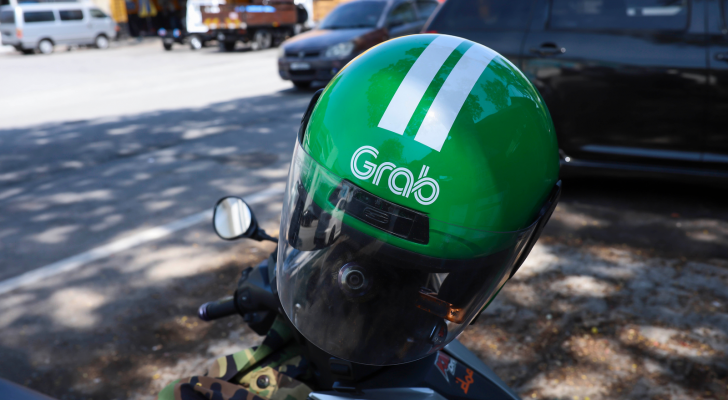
715,52,728,62
530,43,566,57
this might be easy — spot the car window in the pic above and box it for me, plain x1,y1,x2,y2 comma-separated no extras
0,0,9,6
319,1,386,29
59,9,84,21
0,10,14,23
90,8,108,18
387,2,417,27
23,10,55,23
550,0,688,31
427,0,533,31
415,0,438,19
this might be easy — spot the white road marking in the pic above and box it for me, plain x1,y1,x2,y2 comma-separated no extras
415,45,497,152
378,35,463,135
0,186,284,295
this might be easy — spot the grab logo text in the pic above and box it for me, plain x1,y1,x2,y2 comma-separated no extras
350,145,440,206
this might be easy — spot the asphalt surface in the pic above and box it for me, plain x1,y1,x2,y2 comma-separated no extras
0,40,726,400
0,41,312,282
0,41,314,399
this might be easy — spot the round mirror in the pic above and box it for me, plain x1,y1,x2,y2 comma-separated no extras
213,197,253,240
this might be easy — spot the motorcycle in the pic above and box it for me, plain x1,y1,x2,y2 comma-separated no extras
197,195,523,400
1,182,525,400
0,196,523,400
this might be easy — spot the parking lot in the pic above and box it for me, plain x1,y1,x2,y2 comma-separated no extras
0,41,726,400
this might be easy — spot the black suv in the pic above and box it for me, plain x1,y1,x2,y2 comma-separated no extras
424,0,728,180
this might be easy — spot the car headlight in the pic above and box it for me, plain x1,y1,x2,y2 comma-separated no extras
278,45,286,58
325,41,354,59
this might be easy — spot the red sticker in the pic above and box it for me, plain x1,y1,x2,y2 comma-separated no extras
434,352,457,383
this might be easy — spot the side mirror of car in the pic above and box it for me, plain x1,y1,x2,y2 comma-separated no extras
213,197,277,242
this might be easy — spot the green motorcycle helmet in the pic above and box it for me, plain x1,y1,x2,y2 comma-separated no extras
277,34,561,366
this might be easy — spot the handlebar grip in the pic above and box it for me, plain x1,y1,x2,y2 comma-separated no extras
198,296,237,321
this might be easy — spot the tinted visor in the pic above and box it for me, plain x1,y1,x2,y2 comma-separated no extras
277,141,559,365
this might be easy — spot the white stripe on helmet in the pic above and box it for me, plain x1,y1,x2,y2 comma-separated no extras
414,45,497,152
377,35,463,135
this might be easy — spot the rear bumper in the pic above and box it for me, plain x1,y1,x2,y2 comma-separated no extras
214,29,249,43
8,40,31,50
0,33,21,47
162,36,184,45
277,56,353,82
192,32,216,41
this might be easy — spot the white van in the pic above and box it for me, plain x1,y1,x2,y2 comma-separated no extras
0,2,117,54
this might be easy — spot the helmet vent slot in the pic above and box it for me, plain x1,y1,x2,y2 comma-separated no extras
329,181,429,244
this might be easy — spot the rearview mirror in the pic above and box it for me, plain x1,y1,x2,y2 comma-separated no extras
212,196,278,242
213,197,257,240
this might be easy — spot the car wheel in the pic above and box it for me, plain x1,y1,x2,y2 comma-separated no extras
95,34,109,49
293,81,312,89
251,30,272,51
37,39,54,55
189,35,203,50
163,42,173,51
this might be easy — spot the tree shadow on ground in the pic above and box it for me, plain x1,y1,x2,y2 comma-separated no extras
0,89,312,281
544,176,728,263
471,175,728,399
0,88,309,399
461,239,728,399
0,225,278,400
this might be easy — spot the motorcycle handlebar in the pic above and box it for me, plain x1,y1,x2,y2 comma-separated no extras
198,296,237,321
198,285,279,322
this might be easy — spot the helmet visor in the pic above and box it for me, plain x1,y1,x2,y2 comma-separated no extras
277,141,546,365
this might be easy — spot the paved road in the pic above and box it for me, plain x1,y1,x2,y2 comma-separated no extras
0,41,320,399
0,42,314,282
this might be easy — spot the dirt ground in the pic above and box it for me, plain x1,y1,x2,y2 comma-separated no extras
1,176,727,400
461,242,728,400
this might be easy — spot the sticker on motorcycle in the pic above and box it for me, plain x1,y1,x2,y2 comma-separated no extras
456,368,475,394
434,352,457,383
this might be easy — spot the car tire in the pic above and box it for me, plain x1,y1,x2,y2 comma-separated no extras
163,42,173,51
293,81,312,89
95,34,109,49
189,35,203,50
37,39,54,55
251,30,272,51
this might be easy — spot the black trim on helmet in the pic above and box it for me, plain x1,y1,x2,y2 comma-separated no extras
298,88,324,145
468,180,561,326
509,180,562,279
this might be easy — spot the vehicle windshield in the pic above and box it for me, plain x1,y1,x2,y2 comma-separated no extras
319,1,385,29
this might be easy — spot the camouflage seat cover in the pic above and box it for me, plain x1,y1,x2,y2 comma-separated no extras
158,317,313,400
